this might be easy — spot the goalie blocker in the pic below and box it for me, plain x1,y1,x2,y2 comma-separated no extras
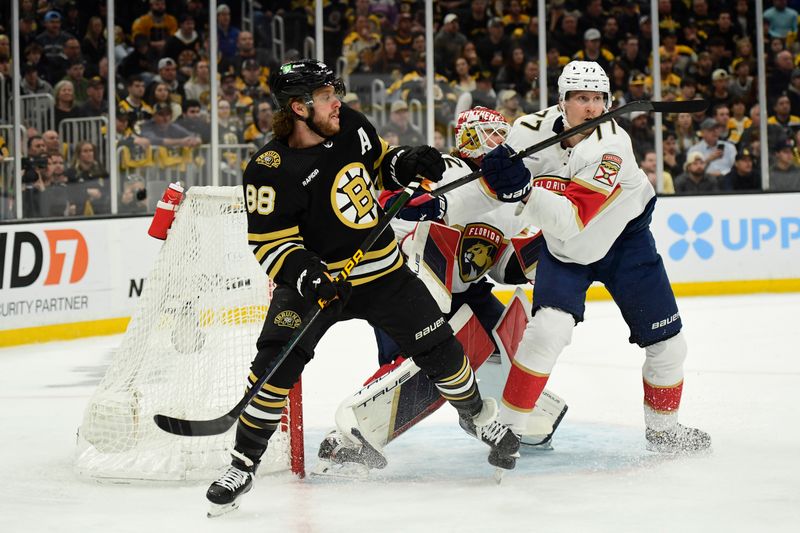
315,288,568,475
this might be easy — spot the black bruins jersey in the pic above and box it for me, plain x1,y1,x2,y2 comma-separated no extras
244,105,403,288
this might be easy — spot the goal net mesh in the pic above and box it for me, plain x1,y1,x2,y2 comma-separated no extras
75,186,301,482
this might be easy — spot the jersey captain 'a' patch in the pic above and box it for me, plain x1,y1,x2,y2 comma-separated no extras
458,222,505,283
331,162,379,229
593,153,622,187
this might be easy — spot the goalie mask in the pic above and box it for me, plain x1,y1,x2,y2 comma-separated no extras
455,107,510,159
557,61,612,127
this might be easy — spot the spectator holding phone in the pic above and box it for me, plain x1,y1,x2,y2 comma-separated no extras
688,117,737,178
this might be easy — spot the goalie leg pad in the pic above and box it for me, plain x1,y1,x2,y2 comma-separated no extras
401,221,461,313
330,305,495,457
317,429,388,470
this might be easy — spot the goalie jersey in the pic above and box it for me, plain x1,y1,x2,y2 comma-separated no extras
392,153,540,295
505,105,655,265
243,105,403,287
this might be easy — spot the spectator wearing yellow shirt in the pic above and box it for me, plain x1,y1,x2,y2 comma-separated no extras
243,100,274,147
573,28,614,74
768,94,800,141
502,0,530,38
727,97,752,145
131,0,177,55
658,31,696,76
342,15,381,75
236,59,270,101
645,55,682,95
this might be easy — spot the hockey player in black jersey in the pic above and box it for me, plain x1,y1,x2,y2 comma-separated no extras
205,60,520,517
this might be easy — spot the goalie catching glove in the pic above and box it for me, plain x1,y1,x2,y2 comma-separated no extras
384,145,446,190
479,144,532,202
297,261,352,314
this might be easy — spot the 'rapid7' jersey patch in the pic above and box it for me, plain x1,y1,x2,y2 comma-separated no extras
593,154,622,187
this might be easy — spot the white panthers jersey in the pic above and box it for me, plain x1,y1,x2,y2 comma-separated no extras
508,106,655,265
389,153,537,294
505,105,571,181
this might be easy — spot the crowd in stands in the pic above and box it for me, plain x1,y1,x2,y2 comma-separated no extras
2,0,800,221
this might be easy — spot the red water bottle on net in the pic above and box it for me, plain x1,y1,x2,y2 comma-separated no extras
148,182,184,240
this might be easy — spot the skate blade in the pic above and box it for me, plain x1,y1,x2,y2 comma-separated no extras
645,442,713,456
494,468,505,485
310,459,370,479
207,501,239,518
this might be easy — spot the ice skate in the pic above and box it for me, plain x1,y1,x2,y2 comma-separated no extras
314,429,387,477
646,423,711,454
460,398,521,470
206,451,257,518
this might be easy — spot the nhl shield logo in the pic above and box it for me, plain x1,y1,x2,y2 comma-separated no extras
458,223,504,282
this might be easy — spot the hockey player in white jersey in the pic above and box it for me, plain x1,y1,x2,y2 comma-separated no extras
315,107,568,474
480,61,711,454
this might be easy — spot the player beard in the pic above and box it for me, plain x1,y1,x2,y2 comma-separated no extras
313,111,340,137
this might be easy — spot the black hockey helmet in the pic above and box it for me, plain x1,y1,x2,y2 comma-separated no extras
270,60,346,110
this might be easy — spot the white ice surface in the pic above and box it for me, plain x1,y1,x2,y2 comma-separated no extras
1,293,799,533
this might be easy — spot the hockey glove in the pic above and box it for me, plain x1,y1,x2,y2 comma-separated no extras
480,144,532,202
387,145,446,189
298,263,352,314
379,189,447,222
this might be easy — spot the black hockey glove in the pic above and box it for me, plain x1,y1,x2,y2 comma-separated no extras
480,144,532,202
387,145,446,190
297,263,352,314
379,189,447,222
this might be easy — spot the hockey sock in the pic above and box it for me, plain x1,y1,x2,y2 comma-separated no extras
234,372,290,460
434,353,481,415
502,365,550,429
642,332,686,431
500,307,573,429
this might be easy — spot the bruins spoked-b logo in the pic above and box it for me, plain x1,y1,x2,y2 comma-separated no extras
458,223,505,282
256,150,281,168
274,310,302,329
331,163,378,229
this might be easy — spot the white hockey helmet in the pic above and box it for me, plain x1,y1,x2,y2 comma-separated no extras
557,60,612,108
455,106,510,159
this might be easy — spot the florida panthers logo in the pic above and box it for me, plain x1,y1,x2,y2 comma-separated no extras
331,163,379,229
458,223,504,282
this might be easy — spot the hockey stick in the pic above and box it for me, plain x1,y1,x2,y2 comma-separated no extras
430,99,709,198
154,177,424,437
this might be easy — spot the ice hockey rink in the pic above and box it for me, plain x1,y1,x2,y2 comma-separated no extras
1,293,799,533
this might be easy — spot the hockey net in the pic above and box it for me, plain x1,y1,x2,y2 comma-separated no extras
74,186,304,482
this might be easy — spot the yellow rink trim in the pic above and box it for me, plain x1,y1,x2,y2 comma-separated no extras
493,278,800,305
1,279,799,348
0,317,132,348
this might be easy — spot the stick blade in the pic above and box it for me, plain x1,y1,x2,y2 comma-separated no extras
153,411,238,436
649,99,709,114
